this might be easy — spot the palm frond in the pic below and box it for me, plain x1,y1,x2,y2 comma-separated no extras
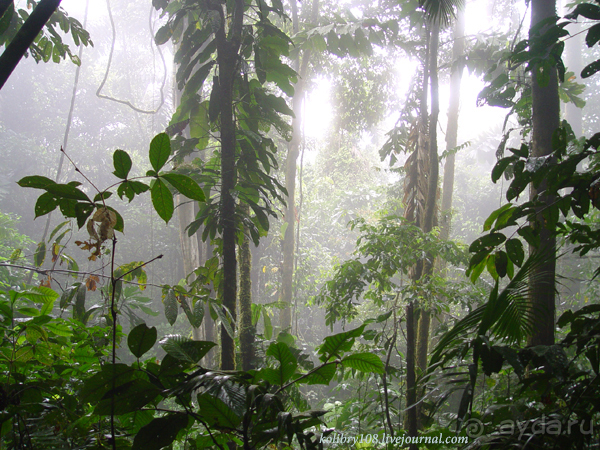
430,249,553,366
420,0,463,26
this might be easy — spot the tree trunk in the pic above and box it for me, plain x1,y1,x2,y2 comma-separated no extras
404,22,430,447
440,7,465,242
176,196,203,340
280,0,318,331
239,203,254,371
415,19,440,432
0,0,62,89
527,0,559,347
214,0,244,370
203,239,216,366
431,5,466,341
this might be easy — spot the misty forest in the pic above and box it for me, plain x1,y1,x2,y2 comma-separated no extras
3,0,600,448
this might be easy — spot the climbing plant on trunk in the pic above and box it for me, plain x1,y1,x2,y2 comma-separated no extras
154,0,295,369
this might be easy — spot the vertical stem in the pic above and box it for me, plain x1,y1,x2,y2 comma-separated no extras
528,0,559,346
110,237,118,450
239,203,254,371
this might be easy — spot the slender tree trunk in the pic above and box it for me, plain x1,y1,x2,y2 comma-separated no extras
213,0,244,370
176,196,202,340
280,0,318,331
431,5,466,346
527,0,559,347
203,240,216,366
239,203,254,370
440,7,465,242
405,23,430,447
415,19,440,433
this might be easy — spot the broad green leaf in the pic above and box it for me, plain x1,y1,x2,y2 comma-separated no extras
193,299,205,329
35,192,58,217
469,232,506,253
486,253,499,280
277,330,295,347
159,335,216,364
318,324,365,362
18,175,56,189
263,310,273,340
304,364,336,385
80,364,137,403
40,294,56,316
341,352,384,374
264,342,298,385
44,321,72,337
470,258,487,283
197,393,242,428
16,346,34,362
45,183,90,201
151,178,174,223
133,414,189,450
118,180,150,202
154,23,173,45
149,133,171,172
34,242,46,267
113,149,132,179
18,286,59,304
582,59,600,79
94,191,112,203
181,298,204,329
213,302,235,339
17,307,40,317
483,203,513,231
570,3,600,20
161,173,205,201
494,251,508,278
95,379,161,415
26,324,47,343
586,23,600,48
163,289,178,325
75,202,95,229
189,100,210,150
506,238,525,267
73,284,86,321
128,323,157,358
251,303,261,326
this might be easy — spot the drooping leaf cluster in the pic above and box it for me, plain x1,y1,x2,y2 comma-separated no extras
0,1,92,65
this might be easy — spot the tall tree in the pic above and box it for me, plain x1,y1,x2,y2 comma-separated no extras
210,0,244,370
527,0,560,346
280,0,319,331
155,0,294,369
440,6,465,243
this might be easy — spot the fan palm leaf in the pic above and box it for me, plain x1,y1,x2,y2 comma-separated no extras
430,249,553,366
420,0,463,26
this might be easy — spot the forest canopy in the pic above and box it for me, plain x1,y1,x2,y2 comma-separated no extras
0,0,600,449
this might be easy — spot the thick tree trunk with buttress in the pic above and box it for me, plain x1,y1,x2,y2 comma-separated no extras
527,0,559,347
280,0,318,331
